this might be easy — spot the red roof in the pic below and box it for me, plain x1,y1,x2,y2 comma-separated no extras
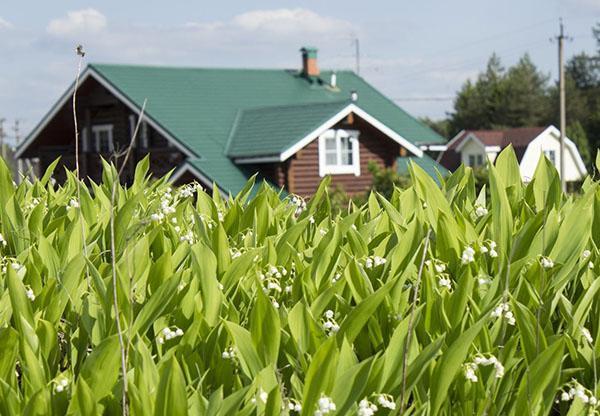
450,127,546,150
441,126,548,170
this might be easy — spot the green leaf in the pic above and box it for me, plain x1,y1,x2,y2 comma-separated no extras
301,338,338,416
513,339,564,415
224,322,263,379
429,314,488,414
154,357,188,416
79,335,121,401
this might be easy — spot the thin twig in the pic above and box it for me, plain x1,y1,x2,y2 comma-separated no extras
400,227,432,411
72,47,91,288
110,100,146,416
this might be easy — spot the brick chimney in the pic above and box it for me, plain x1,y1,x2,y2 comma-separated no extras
300,47,319,78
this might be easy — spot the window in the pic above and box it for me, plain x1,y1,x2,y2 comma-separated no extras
92,125,114,153
318,129,360,176
467,154,484,167
544,149,556,165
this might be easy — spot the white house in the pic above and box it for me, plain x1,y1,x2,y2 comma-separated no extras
440,126,588,182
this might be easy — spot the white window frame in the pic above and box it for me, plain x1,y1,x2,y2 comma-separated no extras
543,149,556,165
318,129,360,176
467,153,484,167
92,124,114,153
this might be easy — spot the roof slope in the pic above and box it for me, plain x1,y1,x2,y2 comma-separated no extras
449,127,547,150
226,101,350,158
86,64,445,194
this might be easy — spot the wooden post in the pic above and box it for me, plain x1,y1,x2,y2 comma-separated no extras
558,19,567,193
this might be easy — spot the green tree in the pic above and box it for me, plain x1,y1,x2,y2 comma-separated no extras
502,54,550,127
449,54,506,132
449,54,551,134
420,117,451,139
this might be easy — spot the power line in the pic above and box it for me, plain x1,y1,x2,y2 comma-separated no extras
386,38,551,86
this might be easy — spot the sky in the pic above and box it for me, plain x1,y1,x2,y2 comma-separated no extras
1,0,599,143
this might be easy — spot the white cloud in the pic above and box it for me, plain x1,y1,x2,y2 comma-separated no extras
42,8,356,65
230,8,353,35
47,8,107,36
570,0,600,10
0,16,13,30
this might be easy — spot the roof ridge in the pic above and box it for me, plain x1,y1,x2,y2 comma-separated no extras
90,62,358,73
343,71,446,143
240,99,350,113
223,109,244,156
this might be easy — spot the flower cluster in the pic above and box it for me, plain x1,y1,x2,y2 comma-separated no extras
229,248,243,259
23,197,42,212
157,326,184,344
178,183,200,198
358,398,378,416
353,394,396,415
221,346,236,360
260,264,295,301
287,399,302,413
25,287,35,301
558,381,598,406
364,256,386,269
464,354,504,381
322,310,340,336
480,240,498,258
54,378,69,393
491,302,515,325
0,233,6,247
474,205,488,218
376,394,396,410
251,388,268,404
179,230,195,244
427,260,452,290
540,256,554,269
582,249,594,269
290,195,307,216
581,327,593,344
66,198,79,210
461,246,475,264
150,188,177,222
314,395,336,415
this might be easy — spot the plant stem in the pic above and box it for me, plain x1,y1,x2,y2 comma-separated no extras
109,100,146,416
400,227,431,411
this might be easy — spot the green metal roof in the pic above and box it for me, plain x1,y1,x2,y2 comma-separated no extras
226,100,350,158
88,63,446,194
397,154,450,184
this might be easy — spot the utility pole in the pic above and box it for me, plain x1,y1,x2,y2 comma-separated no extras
354,37,360,75
557,18,567,192
13,119,22,183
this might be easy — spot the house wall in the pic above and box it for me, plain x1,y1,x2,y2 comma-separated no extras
23,76,186,184
286,114,402,197
519,129,586,182
459,139,497,166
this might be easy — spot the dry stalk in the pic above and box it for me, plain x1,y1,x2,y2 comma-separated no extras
109,99,146,416
400,227,431,411
71,45,91,288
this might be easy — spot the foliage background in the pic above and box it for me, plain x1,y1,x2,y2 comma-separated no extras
0,150,599,415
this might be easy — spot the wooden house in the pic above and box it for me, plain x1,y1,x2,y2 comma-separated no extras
16,47,448,196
